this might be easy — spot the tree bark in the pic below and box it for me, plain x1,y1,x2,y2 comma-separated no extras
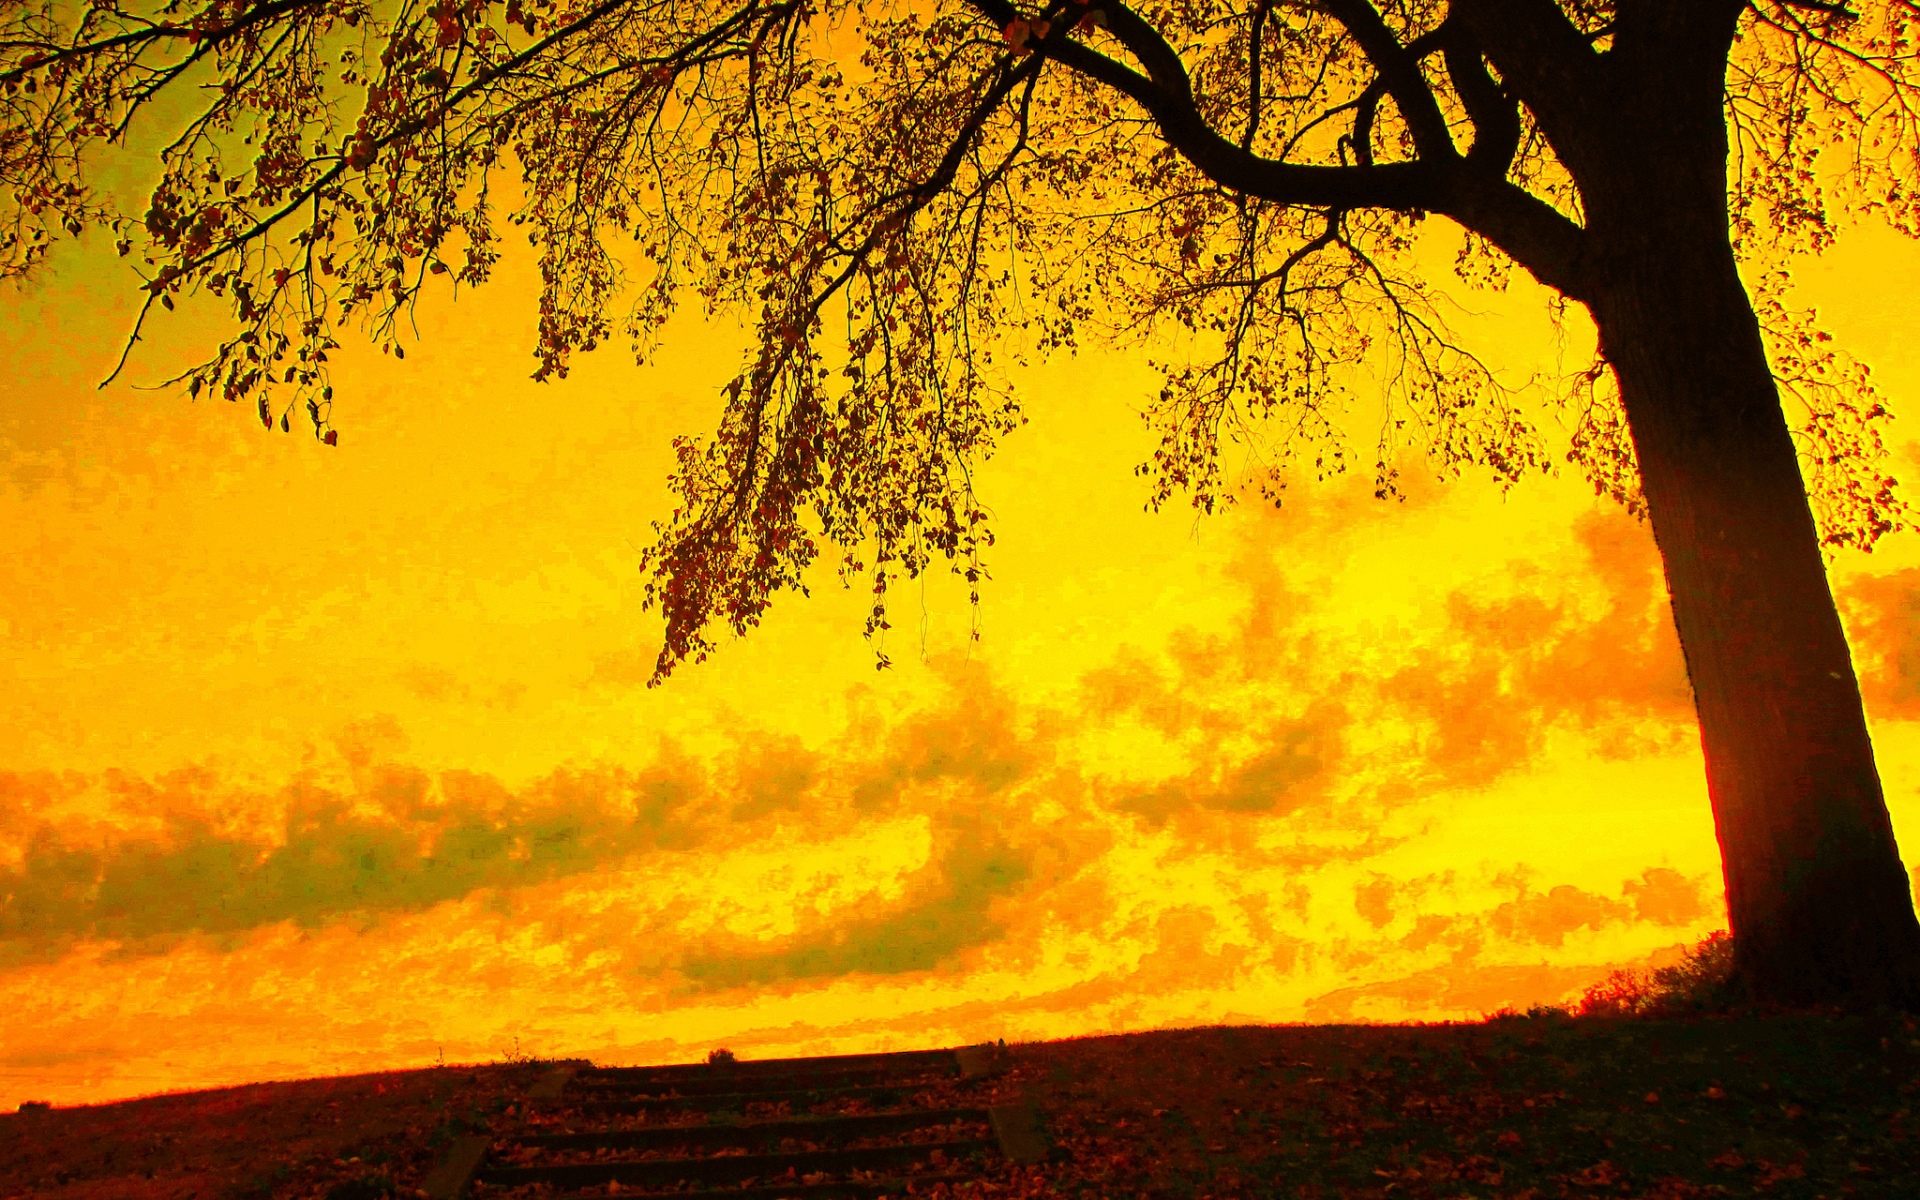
1462,1,1920,1009
1115,0,1920,1006
1583,202,1920,1007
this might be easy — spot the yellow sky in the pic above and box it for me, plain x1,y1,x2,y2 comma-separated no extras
3,194,1919,1110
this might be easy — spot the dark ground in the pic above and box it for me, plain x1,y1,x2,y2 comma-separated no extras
3,1012,1914,1200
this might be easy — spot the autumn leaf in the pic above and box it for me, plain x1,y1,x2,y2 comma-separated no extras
1567,1160,1625,1187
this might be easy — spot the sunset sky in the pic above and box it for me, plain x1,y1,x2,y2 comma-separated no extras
4,178,1920,1111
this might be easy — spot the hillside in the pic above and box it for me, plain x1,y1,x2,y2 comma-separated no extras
3,1013,1915,1200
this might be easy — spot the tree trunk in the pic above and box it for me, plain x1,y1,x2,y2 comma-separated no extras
1584,212,1920,1007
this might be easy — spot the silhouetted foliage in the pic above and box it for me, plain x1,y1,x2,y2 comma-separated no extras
1574,930,1742,1018
2,0,1911,670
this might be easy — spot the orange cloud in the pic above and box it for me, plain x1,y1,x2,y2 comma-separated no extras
2,481,1723,983
1839,566,1920,720
0,741,718,969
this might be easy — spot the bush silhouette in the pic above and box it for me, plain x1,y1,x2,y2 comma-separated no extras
1576,931,1739,1018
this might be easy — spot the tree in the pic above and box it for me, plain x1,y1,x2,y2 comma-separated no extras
4,0,1919,1007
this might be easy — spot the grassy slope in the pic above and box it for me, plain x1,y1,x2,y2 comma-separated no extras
3,1014,1915,1200
0,1062,543,1200
1011,1012,1919,1199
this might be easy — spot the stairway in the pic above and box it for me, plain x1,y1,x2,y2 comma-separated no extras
422,1044,1049,1200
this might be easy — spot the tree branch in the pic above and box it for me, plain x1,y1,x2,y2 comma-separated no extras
1442,170,1591,299
1319,0,1457,162
0,0,321,85
1450,0,1605,161
1036,3,1587,296
1081,0,1198,99
1439,18,1521,174
98,0,671,388
1045,34,1442,210
1243,0,1271,152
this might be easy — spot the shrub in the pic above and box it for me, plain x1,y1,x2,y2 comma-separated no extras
1576,930,1738,1018
1484,1003,1575,1022
707,1047,737,1065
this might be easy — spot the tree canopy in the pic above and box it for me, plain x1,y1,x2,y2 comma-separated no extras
3,0,1913,678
